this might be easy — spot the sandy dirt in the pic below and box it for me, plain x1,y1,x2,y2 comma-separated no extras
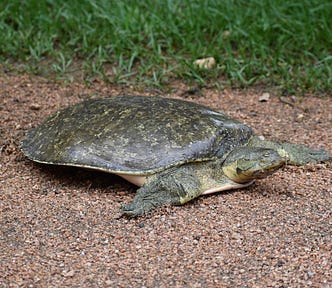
1,73,331,287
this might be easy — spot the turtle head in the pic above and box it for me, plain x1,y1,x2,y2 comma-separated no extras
222,147,286,183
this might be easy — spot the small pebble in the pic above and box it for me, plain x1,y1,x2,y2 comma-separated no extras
29,103,42,110
259,92,270,102
193,57,216,69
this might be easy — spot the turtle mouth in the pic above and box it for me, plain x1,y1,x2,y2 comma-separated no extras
223,157,286,183
252,159,285,178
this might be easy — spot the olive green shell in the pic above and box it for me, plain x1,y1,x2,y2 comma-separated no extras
20,96,253,175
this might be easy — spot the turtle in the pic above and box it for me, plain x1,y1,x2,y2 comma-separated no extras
20,95,331,216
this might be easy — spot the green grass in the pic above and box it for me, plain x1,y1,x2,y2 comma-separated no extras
1,0,332,94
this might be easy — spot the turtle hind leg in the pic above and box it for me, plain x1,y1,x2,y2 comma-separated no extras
280,143,331,166
121,168,202,217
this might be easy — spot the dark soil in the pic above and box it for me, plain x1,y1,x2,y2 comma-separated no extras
1,74,331,287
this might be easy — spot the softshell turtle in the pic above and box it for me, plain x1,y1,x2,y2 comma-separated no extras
20,96,331,216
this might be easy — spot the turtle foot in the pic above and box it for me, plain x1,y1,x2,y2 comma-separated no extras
120,202,152,217
120,175,187,217
120,186,169,217
282,143,331,166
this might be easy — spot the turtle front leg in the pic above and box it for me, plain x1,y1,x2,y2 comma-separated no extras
279,143,331,165
250,136,331,166
121,168,202,217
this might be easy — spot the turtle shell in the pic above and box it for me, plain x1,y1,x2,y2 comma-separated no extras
20,96,253,175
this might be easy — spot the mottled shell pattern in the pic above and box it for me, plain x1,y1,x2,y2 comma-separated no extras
20,96,253,175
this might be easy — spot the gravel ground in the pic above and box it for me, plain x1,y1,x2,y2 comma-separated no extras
1,74,331,287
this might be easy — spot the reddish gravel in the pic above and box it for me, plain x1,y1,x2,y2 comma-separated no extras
1,74,331,287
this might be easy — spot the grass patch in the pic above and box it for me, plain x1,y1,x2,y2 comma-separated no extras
0,0,331,94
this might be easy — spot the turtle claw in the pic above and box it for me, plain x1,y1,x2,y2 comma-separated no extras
120,192,160,217
120,203,146,217
120,178,182,217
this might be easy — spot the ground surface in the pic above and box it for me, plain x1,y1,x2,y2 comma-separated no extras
1,74,331,287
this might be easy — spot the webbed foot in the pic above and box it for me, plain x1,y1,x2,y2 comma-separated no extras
121,192,163,217
281,143,331,165
120,180,181,217
121,168,201,217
